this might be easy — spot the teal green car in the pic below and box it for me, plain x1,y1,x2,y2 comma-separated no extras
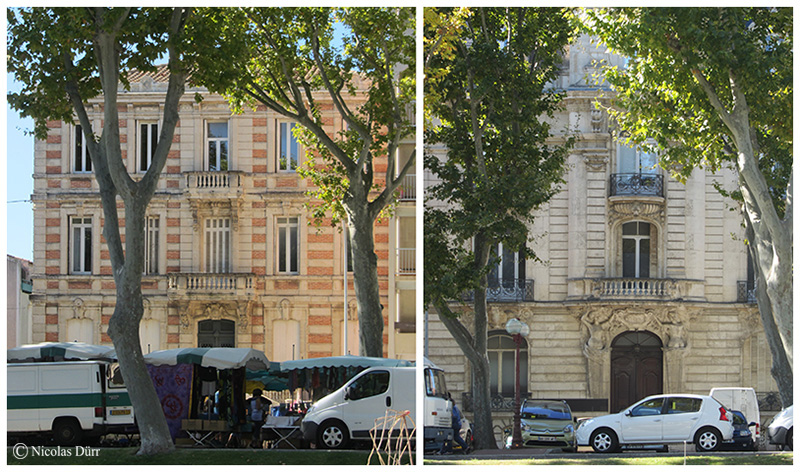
506,399,577,452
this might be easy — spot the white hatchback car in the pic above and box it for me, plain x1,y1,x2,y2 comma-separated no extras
576,394,734,453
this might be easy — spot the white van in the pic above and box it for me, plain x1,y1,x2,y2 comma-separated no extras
8,361,136,445
710,387,760,443
423,359,453,452
301,366,415,449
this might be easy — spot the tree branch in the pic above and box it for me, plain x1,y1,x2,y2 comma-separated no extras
140,7,189,198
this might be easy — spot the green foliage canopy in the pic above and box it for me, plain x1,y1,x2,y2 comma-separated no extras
193,7,415,227
586,7,792,215
424,7,577,306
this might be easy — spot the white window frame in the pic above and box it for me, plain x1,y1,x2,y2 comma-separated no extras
204,217,231,273
138,121,159,173
487,332,528,396
488,242,523,287
70,216,93,274
144,216,160,274
73,125,92,173
205,121,229,172
622,221,651,278
278,121,299,171
277,217,299,274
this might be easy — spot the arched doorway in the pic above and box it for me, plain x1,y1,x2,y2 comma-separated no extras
610,331,663,412
198,319,235,347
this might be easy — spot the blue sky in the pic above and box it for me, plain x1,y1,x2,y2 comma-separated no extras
6,73,34,262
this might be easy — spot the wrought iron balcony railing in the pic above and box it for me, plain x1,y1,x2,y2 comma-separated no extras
461,392,530,412
737,280,757,304
609,173,664,197
461,279,534,303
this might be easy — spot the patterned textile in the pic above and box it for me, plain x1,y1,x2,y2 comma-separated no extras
147,363,193,439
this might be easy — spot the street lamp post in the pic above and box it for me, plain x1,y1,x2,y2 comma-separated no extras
505,317,529,449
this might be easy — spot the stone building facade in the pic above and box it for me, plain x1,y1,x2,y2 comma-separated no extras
424,36,776,437
29,67,416,362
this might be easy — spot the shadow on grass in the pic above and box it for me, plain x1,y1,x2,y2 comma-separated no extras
424,453,793,466
7,447,384,465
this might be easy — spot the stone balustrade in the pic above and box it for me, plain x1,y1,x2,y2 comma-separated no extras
168,273,254,293
568,277,705,301
398,174,416,201
185,171,244,190
396,248,415,275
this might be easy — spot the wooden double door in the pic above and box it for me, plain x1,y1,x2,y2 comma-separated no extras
610,331,663,413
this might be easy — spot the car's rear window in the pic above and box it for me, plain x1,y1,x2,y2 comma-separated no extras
521,402,571,420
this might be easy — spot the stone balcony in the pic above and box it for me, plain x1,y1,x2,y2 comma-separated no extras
396,248,416,275
184,171,245,196
568,277,705,301
167,273,255,297
609,173,664,198
398,174,416,202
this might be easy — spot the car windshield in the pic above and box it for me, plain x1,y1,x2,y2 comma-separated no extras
731,411,747,425
521,401,571,420
425,368,449,399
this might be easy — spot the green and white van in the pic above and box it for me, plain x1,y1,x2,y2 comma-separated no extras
8,361,135,445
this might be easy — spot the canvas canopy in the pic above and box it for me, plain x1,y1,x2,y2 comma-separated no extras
7,342,116,362
278,355,413,372
144,347,270,371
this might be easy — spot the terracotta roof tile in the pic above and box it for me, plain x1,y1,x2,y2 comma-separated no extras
125,64,172,83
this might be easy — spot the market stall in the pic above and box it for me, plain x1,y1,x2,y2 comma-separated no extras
143,347,271,446
7,342,117,362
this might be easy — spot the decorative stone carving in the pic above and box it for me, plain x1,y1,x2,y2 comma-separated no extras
178,300,246,334
142,297,152,320
72,298,86,319
190,199,242,232
577,305,692,397
608,200,665,226
347,300,358,321
583,151,609,172
279,298,291,320
236,300,253,333
590,108,605,133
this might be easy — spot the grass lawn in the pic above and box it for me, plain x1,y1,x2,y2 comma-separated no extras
6,447,413,465
425,453,793,466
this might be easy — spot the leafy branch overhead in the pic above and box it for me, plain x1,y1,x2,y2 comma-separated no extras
424,7,578,450
195,7,415,228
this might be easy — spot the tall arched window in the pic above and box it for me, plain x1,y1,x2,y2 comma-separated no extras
487,330,528,396
622,221,651,278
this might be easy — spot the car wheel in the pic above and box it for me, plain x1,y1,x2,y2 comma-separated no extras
785,428,792,451
695,427,721,452
317,420,349,450
53,418,83,446
590,428,619,453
